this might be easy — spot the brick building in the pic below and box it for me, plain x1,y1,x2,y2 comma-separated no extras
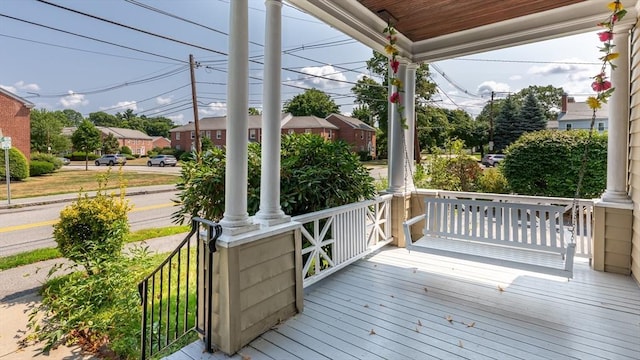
151,136,171,149
280,115,339,140
326,113,376,157
63,126,154,155
0,87,34,159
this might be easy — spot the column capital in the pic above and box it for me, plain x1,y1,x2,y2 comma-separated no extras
264,0,282,7
405,62,419,71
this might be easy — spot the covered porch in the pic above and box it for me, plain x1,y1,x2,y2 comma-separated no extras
149,0,640,358
169,245,640,360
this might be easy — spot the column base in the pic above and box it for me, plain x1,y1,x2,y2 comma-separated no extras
601,190,632,204
219,214,258,235
253,212,291,227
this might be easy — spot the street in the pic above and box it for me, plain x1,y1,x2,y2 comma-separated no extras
0,191,180,257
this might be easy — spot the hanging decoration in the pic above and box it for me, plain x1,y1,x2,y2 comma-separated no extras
383,24,407,129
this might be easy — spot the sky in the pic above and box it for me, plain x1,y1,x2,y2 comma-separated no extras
0,0,606,125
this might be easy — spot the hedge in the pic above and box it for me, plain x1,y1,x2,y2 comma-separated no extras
30,160,55,176
0,147,29,180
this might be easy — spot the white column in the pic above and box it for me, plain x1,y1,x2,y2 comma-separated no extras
602,28,631,203
221,0,252,229
404,63,418,189
388,59,407,193
255,0,289,225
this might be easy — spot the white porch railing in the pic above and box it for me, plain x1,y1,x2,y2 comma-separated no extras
433,191,594,258
293,194,393,288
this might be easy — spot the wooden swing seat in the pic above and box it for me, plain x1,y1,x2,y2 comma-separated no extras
403,197,576,279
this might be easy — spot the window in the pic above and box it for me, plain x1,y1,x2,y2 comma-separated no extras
216,130,222,139
176,132,181,140
566,124,572,130
176,144,181,150
288,129,295,135
206,131,211,139
305,129,312,134
327,130,332,139
360,131,364,139
249,129,256,139
190,131,195,139
598,122,605,131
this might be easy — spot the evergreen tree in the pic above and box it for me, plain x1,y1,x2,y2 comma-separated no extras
519,92,546,132
492,96,520,152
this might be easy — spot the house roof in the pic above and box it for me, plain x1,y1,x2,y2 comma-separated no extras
0,87,35,109
281,116,339,130
97,126,153,140
326,113,375,131
170,113,293,132
62,126,153,139
557,101,609,122
287,0,637,63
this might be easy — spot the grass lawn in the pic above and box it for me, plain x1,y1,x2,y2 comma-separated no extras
0,169,178,200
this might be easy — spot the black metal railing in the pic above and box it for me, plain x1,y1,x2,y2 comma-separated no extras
138,217,222,360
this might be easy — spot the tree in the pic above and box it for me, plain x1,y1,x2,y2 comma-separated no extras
89,111,120,127
144,116,174,137
30,109,71,154
351,51,437,158
72,120,102,170
492,96,521,153
283,89,339,118
102,133,120,154
62,109,84,127
350,105,374,126
512,85,564,121
519,92,546,132
248,107,261,115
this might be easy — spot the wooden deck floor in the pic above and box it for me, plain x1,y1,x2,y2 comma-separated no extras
168,246,640,360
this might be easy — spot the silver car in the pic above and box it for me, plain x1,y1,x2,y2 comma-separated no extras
147,155,177,167
95,154,127,166
481,154,505,167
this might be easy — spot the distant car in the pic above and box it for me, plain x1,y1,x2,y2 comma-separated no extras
58,157,70,165
481,154,505,167
95,154,127,166
147,155,177,167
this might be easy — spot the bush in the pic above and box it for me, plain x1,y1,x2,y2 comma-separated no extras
173,134,375,223
30,160,55,176
503,130,606,198
477,167,510,194
179,151,194,162
53,175,131,273
70,151,99,161
31,152,63,170
0,147,29,180
417,139,481,192
120,146,132,155
357,150,372,161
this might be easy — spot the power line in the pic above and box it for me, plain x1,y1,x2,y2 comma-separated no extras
0,13,185,63
449,58,600,65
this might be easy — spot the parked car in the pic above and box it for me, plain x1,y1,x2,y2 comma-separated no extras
58,157,71,165
481,154,505,167
147,154,177,167
95,154,127,166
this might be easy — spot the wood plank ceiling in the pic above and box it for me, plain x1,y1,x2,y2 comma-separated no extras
358,0,586,42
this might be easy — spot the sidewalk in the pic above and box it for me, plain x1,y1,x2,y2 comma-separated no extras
0,233,188,359
0,184,177,210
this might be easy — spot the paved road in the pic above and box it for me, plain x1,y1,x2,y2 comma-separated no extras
0,190,180,257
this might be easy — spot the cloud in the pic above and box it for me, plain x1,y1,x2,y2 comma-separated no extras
476,81,510,97
59,91,88,108
199,102,227,117
14,81,40,92
168,114,185,124
156,96,172,105
527,58,595,77
509,75,522,81
0,84,16,93
287,65,347,90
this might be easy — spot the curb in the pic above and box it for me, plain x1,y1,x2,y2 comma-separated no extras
0,186,178,210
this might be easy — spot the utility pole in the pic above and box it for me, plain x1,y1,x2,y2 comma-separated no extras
489,91,494,151
189,54,201,160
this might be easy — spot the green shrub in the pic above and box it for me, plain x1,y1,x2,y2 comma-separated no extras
417,139,481,191
179,151,194,162
502,130,606,198
120,146,132,155
53,175,131,273
70,151,99,161
31,152,63,170
357,150,372,161
123,154,135,160
0,147,29,180
477,167,510,194
173,134,375,223
30,160,55,176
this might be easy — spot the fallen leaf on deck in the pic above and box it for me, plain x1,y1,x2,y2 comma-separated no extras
417,320,422,326
379,304,386,307
391,295,394,298
446,315,453,323
458,340,464,348
498,285,505,292
424,287,428,293
466,321,476,328
364,304,369,308
369,329,376,335
241,355,251,360
415,327,420,333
